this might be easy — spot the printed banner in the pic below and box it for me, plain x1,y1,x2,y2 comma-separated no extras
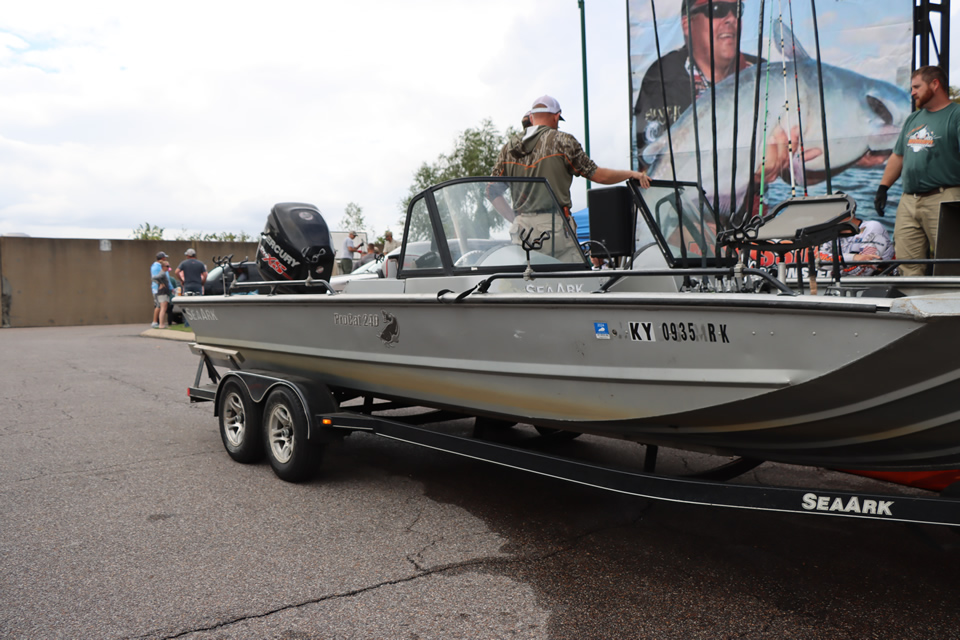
627,0,913,228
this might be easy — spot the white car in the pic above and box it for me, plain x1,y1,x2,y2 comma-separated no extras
329,240,507,292
329,247,402,292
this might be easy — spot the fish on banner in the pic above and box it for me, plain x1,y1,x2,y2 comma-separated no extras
627,0,912,225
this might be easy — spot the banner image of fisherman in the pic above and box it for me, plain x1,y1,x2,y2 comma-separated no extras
628,0,913,229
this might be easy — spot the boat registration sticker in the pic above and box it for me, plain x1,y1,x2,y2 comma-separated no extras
594,322,611,340
629,321,730,343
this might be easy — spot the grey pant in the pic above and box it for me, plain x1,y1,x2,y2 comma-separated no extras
1,292,10,328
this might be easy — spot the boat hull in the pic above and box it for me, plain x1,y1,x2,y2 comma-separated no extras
177,290,960,471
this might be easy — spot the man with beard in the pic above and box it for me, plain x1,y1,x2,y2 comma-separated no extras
875,65,960,276
634,0,758,167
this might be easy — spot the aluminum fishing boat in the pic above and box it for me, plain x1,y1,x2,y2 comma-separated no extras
176,176,960,472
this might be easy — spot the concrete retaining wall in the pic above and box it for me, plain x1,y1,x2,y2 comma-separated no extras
0,237,259,327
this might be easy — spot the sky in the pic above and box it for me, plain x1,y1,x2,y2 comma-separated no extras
0,1,955,241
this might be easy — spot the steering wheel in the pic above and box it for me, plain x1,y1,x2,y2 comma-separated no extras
414,251,441,269
454,249,486,267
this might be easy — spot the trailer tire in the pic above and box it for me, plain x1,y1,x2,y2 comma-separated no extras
263,386,319,482
218,379,264,463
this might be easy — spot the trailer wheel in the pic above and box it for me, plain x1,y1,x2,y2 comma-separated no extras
218,379,263,463
263,386,318,482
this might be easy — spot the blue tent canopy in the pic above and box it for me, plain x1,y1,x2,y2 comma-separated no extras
571,208,589,243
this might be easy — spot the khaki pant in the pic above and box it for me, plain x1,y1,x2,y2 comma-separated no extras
895,186,960,276
510,213,579,262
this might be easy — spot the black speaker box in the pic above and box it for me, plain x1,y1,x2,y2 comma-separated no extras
587,186,635,257
935,200,960,276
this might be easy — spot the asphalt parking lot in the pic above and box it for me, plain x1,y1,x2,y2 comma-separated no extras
2,324,959,639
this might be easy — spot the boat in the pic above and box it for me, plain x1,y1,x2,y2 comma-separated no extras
176,175,960,473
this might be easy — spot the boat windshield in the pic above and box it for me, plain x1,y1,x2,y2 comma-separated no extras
401,178,588,274
633,181,720,264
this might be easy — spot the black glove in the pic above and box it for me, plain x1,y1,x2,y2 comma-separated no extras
874,184,889,217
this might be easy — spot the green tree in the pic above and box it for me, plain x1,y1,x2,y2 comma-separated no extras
340,202,369,238
173,228,254,242
134,223,253,242
399,119,517,241
951,85,960,105
132,222,164,240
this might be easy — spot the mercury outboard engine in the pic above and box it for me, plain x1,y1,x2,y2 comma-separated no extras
257,202,335,293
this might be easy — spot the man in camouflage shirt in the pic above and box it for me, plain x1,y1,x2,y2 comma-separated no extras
494,95,650,215
490,95,650,259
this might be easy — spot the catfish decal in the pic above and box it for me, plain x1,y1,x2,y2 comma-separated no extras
378,311,399,347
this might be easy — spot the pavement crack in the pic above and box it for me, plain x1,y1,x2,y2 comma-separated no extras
150,559,482,640
150,537,600,639
65,360,158,398
4,450,221,486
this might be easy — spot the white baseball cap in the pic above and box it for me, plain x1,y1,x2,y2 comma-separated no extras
530,95,565,121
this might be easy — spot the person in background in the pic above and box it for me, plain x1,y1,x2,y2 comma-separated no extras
635,0,760,166
634,0,806,212
152,258,177,329
818,214,893,277
360,243,378,265
340,231,362,275
1,274,10,328
382,230,400,254
875,65,960,276
150,251,168,329
176,248,207,295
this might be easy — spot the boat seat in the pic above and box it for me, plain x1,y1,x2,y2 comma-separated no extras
720,193,859,256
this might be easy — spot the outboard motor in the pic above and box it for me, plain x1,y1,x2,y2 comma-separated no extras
257,202,335,293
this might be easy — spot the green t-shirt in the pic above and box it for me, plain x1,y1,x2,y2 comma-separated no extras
894,101,960,194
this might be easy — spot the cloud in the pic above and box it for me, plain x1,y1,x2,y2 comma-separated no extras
0,1,935,241
1,0,583,238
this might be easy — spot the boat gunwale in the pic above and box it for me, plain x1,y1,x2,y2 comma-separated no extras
174,289,889,314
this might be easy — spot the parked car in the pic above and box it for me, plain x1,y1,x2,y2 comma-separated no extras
328,239,508,292
329,249,401,292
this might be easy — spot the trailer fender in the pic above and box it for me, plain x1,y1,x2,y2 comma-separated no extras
214,371,339,443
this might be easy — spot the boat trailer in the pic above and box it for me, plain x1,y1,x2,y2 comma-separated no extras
187,344,960,529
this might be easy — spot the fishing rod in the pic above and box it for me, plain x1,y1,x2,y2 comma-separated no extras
723,0,748,264
810,0,832,194
682,0,707,272
743,0,766,230
728,0,746,234
777,0,797,197
787,0,809,194
706,0,721,263
756,7,777,218
648,0,690,277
